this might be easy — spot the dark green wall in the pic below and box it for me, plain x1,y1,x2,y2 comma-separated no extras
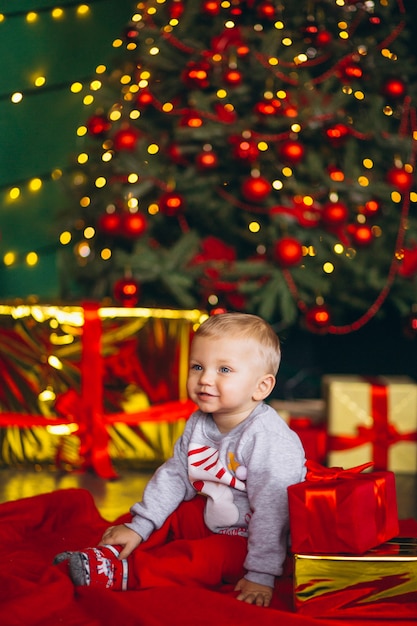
0,0,135,299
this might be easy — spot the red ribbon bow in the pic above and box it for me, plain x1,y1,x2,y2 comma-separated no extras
306,459,374,481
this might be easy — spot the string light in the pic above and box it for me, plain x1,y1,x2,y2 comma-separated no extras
11,92,23,103
3,252,16,266
0,1,98,20
26,252,39,267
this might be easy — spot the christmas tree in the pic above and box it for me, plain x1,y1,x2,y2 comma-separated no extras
58,0,417,335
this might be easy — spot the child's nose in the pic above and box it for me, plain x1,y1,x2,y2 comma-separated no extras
199,369,215,384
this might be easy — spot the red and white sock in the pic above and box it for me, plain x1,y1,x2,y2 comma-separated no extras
61,545,129,590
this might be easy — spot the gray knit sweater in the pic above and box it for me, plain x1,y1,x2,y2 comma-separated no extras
126,402,306,587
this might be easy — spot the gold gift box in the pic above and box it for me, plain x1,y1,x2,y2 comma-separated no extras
323,374,417,472
294,538,417,618
0,304,205,472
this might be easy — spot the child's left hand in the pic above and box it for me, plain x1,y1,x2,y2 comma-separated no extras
234,577,273,607
99,524,142,559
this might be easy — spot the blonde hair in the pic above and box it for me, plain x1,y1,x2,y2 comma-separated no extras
195,312,281,375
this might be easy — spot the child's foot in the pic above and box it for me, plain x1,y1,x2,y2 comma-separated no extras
54,545,129,590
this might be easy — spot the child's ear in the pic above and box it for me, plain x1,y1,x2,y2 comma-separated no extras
253,374,275,401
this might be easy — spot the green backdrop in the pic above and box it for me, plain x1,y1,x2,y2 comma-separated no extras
0,0,135,299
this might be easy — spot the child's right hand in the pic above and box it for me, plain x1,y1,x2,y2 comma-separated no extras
99,524,142,559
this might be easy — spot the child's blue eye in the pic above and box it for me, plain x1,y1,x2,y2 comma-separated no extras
191,363,202,371
219,366,231,373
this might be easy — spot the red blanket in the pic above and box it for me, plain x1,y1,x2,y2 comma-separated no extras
0,488,415,626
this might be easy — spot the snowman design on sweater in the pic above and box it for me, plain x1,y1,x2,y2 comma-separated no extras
188,444,249,534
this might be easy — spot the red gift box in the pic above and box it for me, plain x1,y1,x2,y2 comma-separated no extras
288,460,399,554
289,417,327,464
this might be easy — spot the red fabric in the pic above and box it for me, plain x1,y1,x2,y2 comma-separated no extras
125,496,247,589
288,464,399,554
0,488,415,626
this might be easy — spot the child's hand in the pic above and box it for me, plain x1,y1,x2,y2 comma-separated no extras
99,524,142,559
234,577,273,607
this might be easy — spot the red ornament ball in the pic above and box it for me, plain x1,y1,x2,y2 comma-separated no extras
361,199,381,217
124,26,139,43
283,103,298,118
278,139,305,165
302,20,318,38
196,150,218,170
202,1,221,16
315,29,333,47
368,14,382,27
98,212,122,235
136,89,153,108
386,166,414,192
223,69,243,86
182,61,211,89
210,307,228,315
327,165,345,182
325,123,350,147
349,224,374,247
233,139,260,162
180,111,204,128
305,304,331,332
321,201,349,226
87,114,111,136
113,127,139,151
158,191,186,215
382,77,407,100
257,1,276,19
398,244,417,278
121,212,147,237
241,176,271,202
214,103,237,123
169,0,184,18
113,277,140,307
338,59,363,82
274,237,303,268
254,99,281,116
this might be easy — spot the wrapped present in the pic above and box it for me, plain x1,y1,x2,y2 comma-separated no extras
294,537,417,619
323,375,417,472
0,303,204,477
288,460,399,555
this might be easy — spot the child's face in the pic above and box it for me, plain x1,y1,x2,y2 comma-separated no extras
187,334,270,425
